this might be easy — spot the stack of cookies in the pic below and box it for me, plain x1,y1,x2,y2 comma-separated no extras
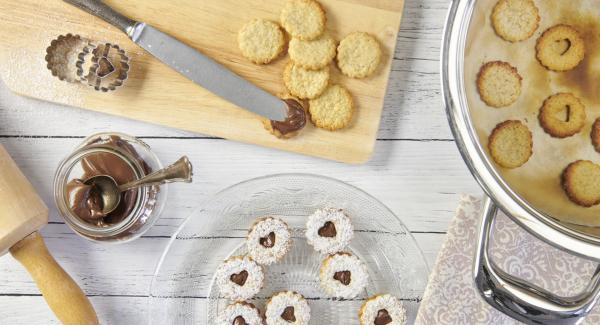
476,0,600,208
237,0,382,138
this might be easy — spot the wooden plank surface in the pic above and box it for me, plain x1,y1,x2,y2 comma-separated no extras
0,0,473,323
0,0,405,163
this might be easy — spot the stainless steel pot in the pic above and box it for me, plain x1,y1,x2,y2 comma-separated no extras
442,0,600,324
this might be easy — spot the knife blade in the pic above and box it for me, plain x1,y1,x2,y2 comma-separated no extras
63,0,289,122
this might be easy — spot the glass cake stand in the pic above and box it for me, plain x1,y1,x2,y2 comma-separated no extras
149,174,429,324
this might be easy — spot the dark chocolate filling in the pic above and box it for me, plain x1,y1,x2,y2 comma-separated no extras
260,232,276,248
230,270,249,286
233,316,248,325
318,221,337,237
281,306,296,322
374,309,393,325
333,270,352,286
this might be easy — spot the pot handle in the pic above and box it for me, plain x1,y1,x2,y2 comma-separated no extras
474,197,600,325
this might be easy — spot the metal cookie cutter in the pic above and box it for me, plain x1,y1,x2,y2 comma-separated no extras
77,42,130,92
45,34,92,83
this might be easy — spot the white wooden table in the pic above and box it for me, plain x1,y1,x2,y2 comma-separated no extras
0,0,482,323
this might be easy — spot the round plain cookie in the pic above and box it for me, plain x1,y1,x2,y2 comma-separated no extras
488,120,533,169
284,62,330,99
359,294,407,325
246,217,292,265
308,84,354,131
476,61,522,108
289,33,337,70
238,19,285,64
305,208,354,255
491,0,540,42
215,256,265,301
265,291,311,325
280,0,326,41
536,24,585,71
336,32,382,78
319,252,369,299
562,160,600,207
217,302,263,325
591,118,600,153
539,93,586,138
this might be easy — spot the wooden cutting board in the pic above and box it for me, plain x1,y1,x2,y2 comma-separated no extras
0,0,404,163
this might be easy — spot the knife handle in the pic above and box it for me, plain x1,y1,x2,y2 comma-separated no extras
63,0,137,35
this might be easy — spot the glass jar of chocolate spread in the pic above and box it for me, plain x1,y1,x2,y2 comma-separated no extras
54,133,167,242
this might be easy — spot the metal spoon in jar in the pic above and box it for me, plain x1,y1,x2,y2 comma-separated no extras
83,156,193,215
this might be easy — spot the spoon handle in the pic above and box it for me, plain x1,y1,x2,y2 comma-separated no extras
118,156,193,191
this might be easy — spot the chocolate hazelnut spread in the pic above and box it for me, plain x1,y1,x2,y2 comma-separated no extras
318,221,337,237
270,99,307,135
65,136,148,226
280,306,296,322
230,270,249,286
259,232,276,248
374,309,393,325
233,316,248,325
333,270,352,285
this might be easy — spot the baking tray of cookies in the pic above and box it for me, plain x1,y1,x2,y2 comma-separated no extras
0,0,405,164
464,0,600,228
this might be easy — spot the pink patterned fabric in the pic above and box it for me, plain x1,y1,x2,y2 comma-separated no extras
416,195,600,324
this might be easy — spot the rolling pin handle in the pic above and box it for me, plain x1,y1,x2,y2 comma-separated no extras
10,232,99,325
63,0,137,35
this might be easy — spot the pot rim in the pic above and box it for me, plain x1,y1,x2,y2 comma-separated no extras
441,0,600,261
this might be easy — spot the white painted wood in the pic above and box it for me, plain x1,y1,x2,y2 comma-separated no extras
0,0,476,323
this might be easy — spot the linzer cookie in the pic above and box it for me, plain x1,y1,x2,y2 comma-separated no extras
289,33,337,70
265,291,311,325
238,19,286,64
309,84,354,131
336,32,382,79
491,0,540,42
319,252,368,299
359,294,407,325
217,302,263,325
283,61,330,99
476,61,521,108
536,24,585,72
280,0,326,41
488,120,533,169
246,217,292,265
264,97,307,139
305,208,354,255
215,256,264,301
539,93,586,138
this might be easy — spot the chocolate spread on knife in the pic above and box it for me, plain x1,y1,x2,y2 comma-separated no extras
66,136,148,226
270,99,307,135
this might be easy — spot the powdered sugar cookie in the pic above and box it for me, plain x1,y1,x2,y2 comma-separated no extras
305,208,354,255
280,0,326,41
283,61,329,99
265,291,311,325
238,19,285,64
359,294,407,325
319,252,369,299
217,302,263,325
215,256,264,301
289,33,336,70
336,32,382,78
247,217,292,265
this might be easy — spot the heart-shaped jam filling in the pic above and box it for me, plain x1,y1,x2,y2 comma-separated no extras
374,309,392,325
259,232,276,248
281,306,296,322
230,270,249,286
233,315,248,325
333,270,351,285
318,221,337,237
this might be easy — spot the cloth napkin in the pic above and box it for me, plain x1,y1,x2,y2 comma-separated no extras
415,195,600,324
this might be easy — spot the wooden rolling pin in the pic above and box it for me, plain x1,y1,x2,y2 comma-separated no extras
0,144,99,324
